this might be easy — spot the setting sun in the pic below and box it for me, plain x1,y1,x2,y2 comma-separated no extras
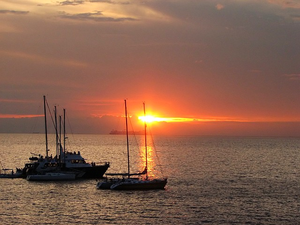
139,115,159,123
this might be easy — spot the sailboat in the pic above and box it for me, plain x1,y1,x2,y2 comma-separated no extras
97,100,167,190
22,96,110,180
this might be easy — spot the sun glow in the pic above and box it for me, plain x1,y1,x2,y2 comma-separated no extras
139,115,159,123
138,115,255,123
138,115,196,123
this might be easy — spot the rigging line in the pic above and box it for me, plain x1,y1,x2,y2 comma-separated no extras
46,100,62,150
65,113,75,151
148,126,165,177
127,113,144,173
46,99,55,132
128,113,140,152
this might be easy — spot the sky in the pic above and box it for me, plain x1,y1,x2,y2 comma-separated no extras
1,0,300,136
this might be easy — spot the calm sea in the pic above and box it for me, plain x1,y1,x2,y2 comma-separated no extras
1,133,300,224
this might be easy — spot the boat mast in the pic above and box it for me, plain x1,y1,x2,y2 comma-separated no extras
143,102,148,179
124,99,130,178
63,108,66,162
54,106,59,158
59,115,62,149
43,95,49,158
59,115,62,164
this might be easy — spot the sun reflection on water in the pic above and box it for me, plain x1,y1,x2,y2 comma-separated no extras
138,137,160,179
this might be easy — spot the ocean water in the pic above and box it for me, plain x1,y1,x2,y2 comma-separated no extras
1,134,300,224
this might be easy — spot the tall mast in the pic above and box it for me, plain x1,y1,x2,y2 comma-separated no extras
59,115,62,148
63,108,66,161
43,95,49,158
54,106,58,157
59,115,62,164
124,99,130,178
143,102,148,179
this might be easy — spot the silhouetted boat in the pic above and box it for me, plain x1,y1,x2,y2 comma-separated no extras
24,151,110,179
0,156,23,178
22,96,110,179
97,100,167,190
0,168,23,178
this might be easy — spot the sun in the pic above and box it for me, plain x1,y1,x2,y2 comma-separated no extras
138,115,188,123
138,115,157,123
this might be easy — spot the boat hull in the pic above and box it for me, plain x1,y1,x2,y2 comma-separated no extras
97,181,114,189
96,178,122,189
22,162,110,179
26,173,76,181
75,164,110,179
110,178,167,190
0,170,23,179
0,173,23,179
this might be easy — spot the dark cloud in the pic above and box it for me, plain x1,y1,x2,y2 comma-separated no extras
0,10,29,15
60,10,103,18
89,0,114,3
58,0,126,6
59,11,137,22
59,0,85,6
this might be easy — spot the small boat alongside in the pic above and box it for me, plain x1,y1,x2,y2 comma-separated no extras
0,168,23,179
1,144,23,178
26,172,76,181
97,100,167,190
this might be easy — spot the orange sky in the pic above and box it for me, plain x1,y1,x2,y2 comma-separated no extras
1,0,300,136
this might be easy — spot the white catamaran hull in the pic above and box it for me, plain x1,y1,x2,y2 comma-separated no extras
26,173,76,181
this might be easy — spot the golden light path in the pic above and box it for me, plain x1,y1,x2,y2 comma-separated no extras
139,145,157,178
